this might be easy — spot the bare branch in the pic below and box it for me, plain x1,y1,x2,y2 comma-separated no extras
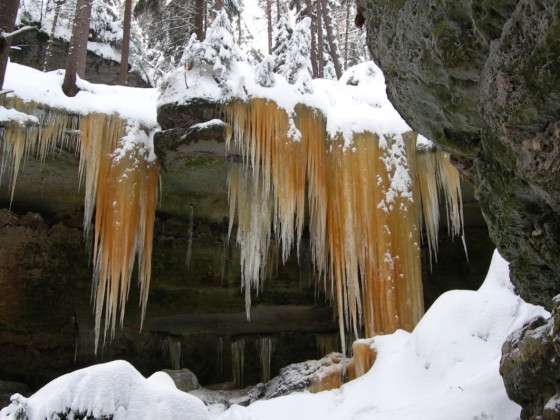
1,25,36,42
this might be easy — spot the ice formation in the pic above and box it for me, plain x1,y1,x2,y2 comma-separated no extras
0,63,159,349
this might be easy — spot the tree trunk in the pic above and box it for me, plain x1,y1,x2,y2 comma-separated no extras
43,0,65,71
316,0,323,78
195,0,204,39
343,0,350,68
0,0,21,91
203,0,207,37
305,0,318,78
276,0,280,23
238,11,242,44
320,0,342,78
119,0,132,85
62,0,92,97
266,0,272,54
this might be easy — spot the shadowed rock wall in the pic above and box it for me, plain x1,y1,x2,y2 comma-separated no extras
364,0,560,308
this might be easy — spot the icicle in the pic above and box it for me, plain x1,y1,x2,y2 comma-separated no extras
257,337,273,383
185,204,194,270
217,336,224,377
0,97,159,352
166,337,182,370
415,148,466,265
231,339,245,387
315,334,338,356
223,99,455,348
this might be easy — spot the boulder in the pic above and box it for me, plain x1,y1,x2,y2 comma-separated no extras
162,368,200,392
500,296,560,419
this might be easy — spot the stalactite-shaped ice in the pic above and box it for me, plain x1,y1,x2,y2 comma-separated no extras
258,337,273,383
225,99,464,350
231,339,245,387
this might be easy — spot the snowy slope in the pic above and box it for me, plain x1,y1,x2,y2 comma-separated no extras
215,250,548,420
3,61,157,127
0,361,209,420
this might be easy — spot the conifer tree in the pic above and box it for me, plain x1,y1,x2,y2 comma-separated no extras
119,0,132,84
182,9,240,85
271,11,292,73
284,16,312,93
320,0,342,78
62,0,92,96
256,55,275,87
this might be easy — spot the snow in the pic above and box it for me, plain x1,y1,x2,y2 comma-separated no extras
88,41,122,63
0,361,210,420
190,119,226,130
0,105,39,125
214,250,548,420
160,60,412,148
3,61,157,128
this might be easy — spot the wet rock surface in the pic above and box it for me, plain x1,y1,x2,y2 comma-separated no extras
0,381,28,410
364,1,560,415
365,0,560,309
500,297,560,420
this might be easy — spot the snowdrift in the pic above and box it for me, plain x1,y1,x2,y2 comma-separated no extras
216,250,548,420
0,360,209,420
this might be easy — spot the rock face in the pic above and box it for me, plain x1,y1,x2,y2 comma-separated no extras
163,368,200,392
364,1,560,416
365,0,560,309
10,28,149,87
500,297,560,420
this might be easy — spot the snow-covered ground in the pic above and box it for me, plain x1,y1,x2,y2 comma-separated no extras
2,61,157,127
0,361,209,420
214,250,547,420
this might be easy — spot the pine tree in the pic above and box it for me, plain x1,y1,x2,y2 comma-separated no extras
284,16,312,93
320,0,342,78
119,0,132,84
256,55,275,87
271,12,292,73
62,0,92,96
43,0,66,71
90,0,121,44
183,9,241,85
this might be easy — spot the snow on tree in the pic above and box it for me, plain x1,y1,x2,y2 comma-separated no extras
271,11,292,73
283,16,312,93
320,0,342,78
129,21,173,87
181,9,241,85
90,0,122,44
255,55,275,87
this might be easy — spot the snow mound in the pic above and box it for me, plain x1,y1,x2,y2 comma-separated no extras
0,360,209,420
3,62,157,127
215,250,548,420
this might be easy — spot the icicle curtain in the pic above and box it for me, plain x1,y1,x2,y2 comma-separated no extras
224,99,464,349
0,97,159,350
